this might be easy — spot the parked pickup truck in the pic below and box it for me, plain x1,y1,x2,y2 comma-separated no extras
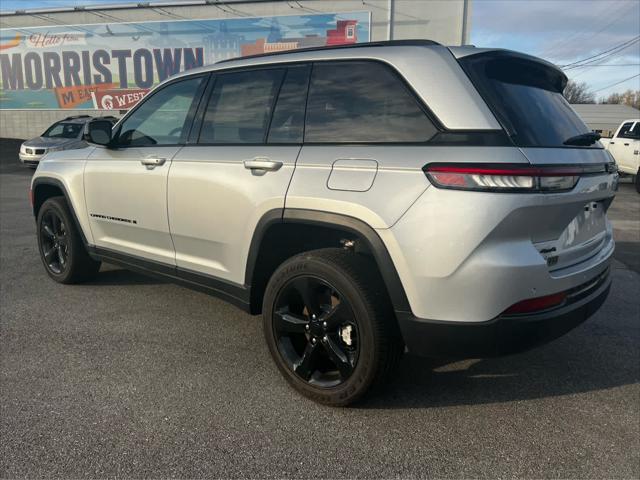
604,119,640,192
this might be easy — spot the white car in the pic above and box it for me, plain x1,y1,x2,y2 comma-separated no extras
604,119,639,192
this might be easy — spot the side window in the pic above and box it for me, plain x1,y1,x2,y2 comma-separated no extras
619,122,640,140
268,65,311,144
116,76,204,147
304,61,438,143
199,69,284,144
616,122,634,138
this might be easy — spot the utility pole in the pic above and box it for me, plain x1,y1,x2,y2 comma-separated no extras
461,0,472,45
387,0,394,41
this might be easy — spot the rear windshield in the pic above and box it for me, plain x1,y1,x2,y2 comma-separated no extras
459,53,598,148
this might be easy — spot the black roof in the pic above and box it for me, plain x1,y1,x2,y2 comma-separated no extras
216,39,441,64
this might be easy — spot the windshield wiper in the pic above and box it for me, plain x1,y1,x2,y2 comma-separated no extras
563,132,601,146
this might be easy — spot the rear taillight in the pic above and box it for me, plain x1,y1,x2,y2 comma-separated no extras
423,163,608,192
503,291,567,315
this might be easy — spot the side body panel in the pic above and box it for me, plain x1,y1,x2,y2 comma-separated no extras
31,147,96,245
286,146,528,229
84,146,181,264
168,145,300,284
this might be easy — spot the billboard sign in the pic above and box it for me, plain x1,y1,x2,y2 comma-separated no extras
0,11,370,110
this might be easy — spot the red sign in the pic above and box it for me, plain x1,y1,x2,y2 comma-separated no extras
91,88,149,110
54,83,117,109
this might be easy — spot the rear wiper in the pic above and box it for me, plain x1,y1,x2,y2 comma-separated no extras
563,132,601,146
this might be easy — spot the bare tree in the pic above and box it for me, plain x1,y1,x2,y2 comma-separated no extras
599,89,640,110
563,80,595,104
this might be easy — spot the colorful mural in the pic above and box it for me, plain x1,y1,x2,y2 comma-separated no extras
0,12,370,110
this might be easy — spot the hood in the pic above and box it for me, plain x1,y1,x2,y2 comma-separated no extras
23,137,76,148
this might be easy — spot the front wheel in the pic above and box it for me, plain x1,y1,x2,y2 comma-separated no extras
635,170,640,193
263,248,403,406
37,197,101,284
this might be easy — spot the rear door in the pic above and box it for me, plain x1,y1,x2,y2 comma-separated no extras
286,60,441,229
168,65,310,284
84,74,206,264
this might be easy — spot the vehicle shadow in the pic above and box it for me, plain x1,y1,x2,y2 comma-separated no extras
360,317,639,409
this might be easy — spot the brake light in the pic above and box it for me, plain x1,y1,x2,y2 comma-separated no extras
423,163,605,192
503,291,567,315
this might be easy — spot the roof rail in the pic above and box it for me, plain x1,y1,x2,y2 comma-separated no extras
216,39,441,64
63,115,92,120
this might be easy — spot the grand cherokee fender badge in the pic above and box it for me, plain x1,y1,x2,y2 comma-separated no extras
90,213,137,225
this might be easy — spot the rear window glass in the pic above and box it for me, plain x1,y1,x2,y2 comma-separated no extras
460,54,598,148
304,61,437,143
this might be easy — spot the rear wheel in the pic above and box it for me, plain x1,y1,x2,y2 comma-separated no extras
37,197,101,283
263,248,403,406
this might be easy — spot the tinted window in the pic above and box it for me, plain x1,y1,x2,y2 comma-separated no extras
617,122,640,140
43,122,83,139
200,69,284,144
460,54,596,148
268,65,310,144
117,76,204,147
304,61,437,143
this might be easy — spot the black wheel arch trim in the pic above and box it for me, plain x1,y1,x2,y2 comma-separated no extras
32,177,91,248
245,208,411,314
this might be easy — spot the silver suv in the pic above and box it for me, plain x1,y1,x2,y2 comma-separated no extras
19,115,117,168
31,41,616,405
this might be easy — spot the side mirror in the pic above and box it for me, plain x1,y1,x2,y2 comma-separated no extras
84,119,113,146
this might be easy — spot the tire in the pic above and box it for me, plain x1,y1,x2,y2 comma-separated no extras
263,248,403,406
37,196,101,284
635,170,640,193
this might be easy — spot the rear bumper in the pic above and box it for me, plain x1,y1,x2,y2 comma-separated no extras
396,269,611,358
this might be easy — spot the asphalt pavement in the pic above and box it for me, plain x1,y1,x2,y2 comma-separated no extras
1,142,638,478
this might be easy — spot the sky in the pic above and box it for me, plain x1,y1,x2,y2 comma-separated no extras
1,0,639,99
470,0,640,99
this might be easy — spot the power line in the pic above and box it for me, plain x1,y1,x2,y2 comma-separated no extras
592,73,640,93
538,0,629,58
564,39,640,71
561,36,640,68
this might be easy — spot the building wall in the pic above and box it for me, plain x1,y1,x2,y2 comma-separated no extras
0,0,471,139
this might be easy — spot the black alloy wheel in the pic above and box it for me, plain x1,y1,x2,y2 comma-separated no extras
36,196,101,284
273,276,359,388
39,210,69,275
263,248,404,406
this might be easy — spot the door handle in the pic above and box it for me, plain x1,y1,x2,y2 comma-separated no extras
243,158,283,172
624,143,630,146
141,156,167,169
609,142,615,144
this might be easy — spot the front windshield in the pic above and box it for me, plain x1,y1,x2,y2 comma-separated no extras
42,122,83,139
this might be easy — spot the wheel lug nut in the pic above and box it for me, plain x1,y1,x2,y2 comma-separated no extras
305,324,310,331
322,321,327,329
311,314,316,320
323,335,328,342
311,337,317,344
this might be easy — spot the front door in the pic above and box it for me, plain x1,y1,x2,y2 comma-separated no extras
169,65,310,284
84,74,207,264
